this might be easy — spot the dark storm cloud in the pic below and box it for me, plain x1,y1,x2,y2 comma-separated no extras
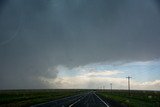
0,0,160,89
0,0,7,9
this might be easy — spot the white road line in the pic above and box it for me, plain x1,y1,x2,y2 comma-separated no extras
69,99,81,107
84,93,90,104
69,94,88,107
30,93,84,107
94,93,110,107
91,93,95,103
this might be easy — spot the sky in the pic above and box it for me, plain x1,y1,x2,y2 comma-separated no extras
0,0,160,90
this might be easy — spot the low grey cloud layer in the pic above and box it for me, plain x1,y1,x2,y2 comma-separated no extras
0,0,160,89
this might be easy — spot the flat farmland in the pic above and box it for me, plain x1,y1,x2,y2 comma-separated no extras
0,89,86,107
0,89,160,107
97,90,160,107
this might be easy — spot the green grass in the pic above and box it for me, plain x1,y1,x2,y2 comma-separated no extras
98,90,160,107
1,89,160,107
0,89,87,107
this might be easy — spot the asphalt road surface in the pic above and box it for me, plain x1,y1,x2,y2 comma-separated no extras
31,91,110,107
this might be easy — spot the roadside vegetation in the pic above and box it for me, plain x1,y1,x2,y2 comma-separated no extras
0,89,86,107
98,90,160,107
1,89,160,107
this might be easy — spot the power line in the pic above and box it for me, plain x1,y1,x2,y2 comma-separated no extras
110,83,112,90
126,76,132,96
110,83,112,93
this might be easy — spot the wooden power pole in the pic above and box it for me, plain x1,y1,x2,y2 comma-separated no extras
126,76,132,96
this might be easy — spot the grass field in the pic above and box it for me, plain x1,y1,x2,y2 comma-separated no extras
0,89,87,107
97,90,160,107
0,89,160,107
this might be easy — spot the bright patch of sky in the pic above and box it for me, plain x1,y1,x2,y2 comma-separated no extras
42,59,160,90
57,59,160,82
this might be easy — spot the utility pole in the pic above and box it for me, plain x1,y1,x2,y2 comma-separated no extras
103,86,105,90
110,83,112,93
126,76,132,96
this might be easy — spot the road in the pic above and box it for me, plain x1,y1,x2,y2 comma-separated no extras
31,91,110,107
